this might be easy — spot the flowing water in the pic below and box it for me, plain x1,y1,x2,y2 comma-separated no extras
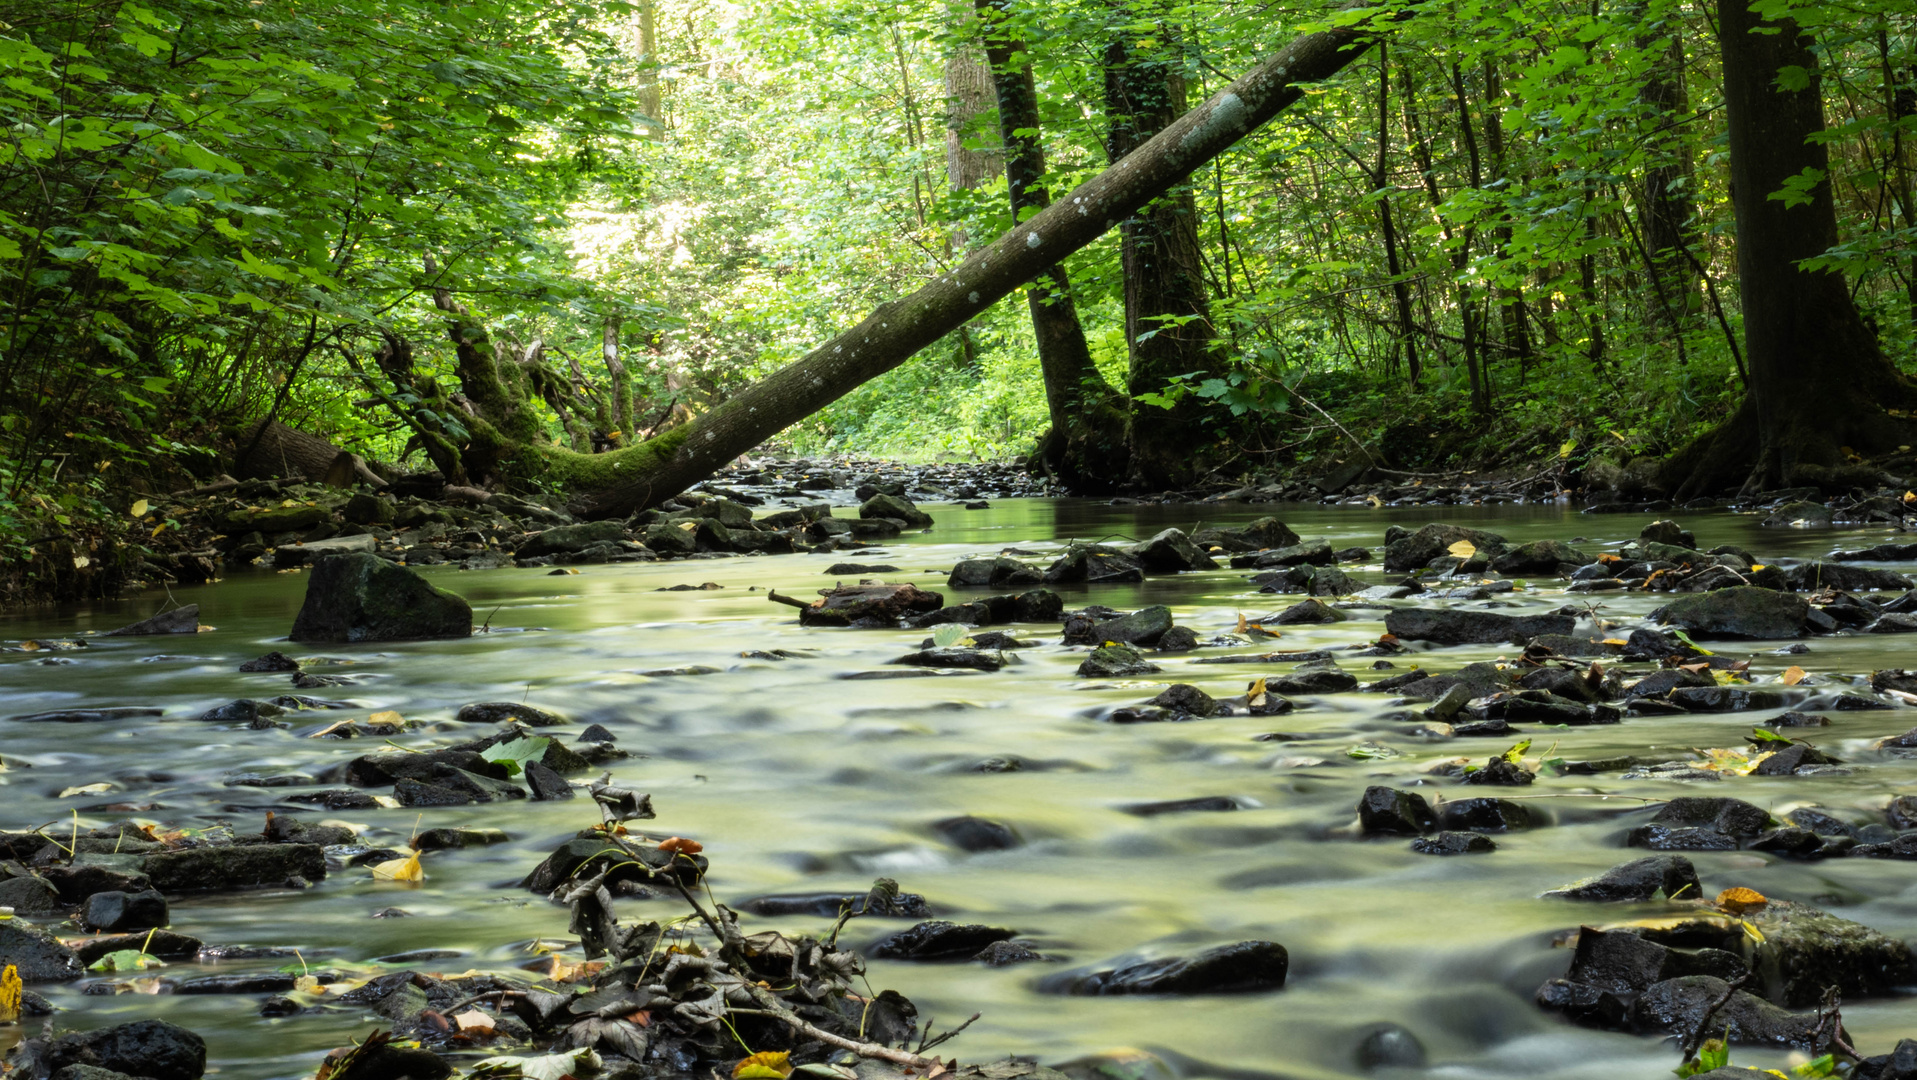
3,500,1915,1080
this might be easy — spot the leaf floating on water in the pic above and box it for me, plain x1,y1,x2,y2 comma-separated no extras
656,836,703,856
1780,666,1806,686
1345,743,1399,761
367,709,404,726
1447,540,1477,560
370,850,423,883
1500,739,1533,764
58,782,114,798
1747,727,1791,745
931,623,969,648
734,1051,794,1080
1715,887,1768,914
88,949,163,972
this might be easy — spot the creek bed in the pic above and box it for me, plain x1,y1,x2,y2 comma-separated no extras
2,499,1914,1080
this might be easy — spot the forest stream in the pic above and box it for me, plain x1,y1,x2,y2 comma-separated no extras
3,500,1915,1080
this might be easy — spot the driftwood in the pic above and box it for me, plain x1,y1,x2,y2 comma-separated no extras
774,584,945,627
234,418,386,488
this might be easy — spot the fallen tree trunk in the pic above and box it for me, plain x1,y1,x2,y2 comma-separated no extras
234,419,386,488
473,3,1387,516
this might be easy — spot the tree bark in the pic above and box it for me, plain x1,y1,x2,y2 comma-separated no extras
977,0,1129,490
1637,26,1695,320
1666,0,1917,497
1104,6,1221,489
559,1,1383,518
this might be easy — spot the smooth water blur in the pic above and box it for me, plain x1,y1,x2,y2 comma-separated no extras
3,501,1916,1080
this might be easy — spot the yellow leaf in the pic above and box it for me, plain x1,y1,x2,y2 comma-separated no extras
1234,612,1248,634
1501,739,1533,764
1246,677,1268,709
72,555,90,569
1602,638,1629,646
1558,439,1577,459
1780,666,1806,686
372,795,401,809
606,431,623,440
733,1052,793,1080
1447,540,1476,560
58,782,113,797
293,975,323,994
150,523,168,538
0,963,20,1023
129,499,149,517
452,1009,496,1032
371,850,422,882
678,521,698,531
1715,887,1768,914
367,710,403,726
1366,494,1383,508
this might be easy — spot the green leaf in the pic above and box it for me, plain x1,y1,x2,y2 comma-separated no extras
88,949,164,972
1668,628,1714,656
931,623,969,648
1501,739,1533,764
482,735,551,777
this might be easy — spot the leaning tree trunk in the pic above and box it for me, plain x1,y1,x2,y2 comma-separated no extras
1104,6,1221,490
547,1,1386,518
1666,0,1917,498
978,0,1130,491
234,418,385,488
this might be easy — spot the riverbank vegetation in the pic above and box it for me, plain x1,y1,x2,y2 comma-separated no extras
1,0,1914,558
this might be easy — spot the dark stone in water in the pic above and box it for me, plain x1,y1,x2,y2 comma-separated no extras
284,789,379,811
73,931,202,964
172,973,301,994
240,651,301,672
337,749,509,787
738,892,933,919
1128,528,1218,573
1121,796,1243,817
975,940,1044,965
524,760,574,801
1358,787,1435,835
1748,899,1916,1007
1544,855,1701,902
1353,1023,1427,1069
453,702,566,726
290,552,472,642
520,835,704,895
1063,605,1173,647
7,708,163,724
1060,940,1288,995
1631,976,1833,1051
895,648,1006,671
1267,668,1358,694
1436,798,1531,832
1146,684,1219,717
0,919,86,982
413,828,510,851
1384,609,1576,646
1460,759,1534,786
394,766,525,807
1652,587,1810,640
1850,1039,1917,1080
1534,977,1627,1029
143,844,326,892
868,920,1016,960
1077,644,1159,678
195,699,282,724
1642,797,1772,838
46,1020,206,1080
101,605,201,637
81,889,169,932
933,815,1020,852
1410,831,1495,855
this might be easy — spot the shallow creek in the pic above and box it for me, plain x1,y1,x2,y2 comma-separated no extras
2,500,1915,1080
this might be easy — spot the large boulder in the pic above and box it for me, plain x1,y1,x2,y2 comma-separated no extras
1383,524,1508,572
859,493,932,528
289,553,471,642
46,1020,206,1080
1783,561,1915,593
1063,605,1173,646
0,919,85,982
1128,529,1218,573
1384,608,1576,645
1652,587,1810,639
1749,899,1916,1007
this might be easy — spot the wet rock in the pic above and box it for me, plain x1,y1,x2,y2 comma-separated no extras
239,651,301,672
1784,561,1914,593
799,583,944,627
1492,540,1591,574
1545,855,1702,902
1127,528,1218,572
933,816,1020,852
516,520,626,559
1238,517,1303,549
1384,609,1576,646
81,889,168,932
1250,564,1357,596
0,919,86,982
0,874,62,915
143,843,326,891
1358,786,1436,835
42,857,151,904
1121,796,1244,816
1061,940,1288,995
172,973,303,994
394,766,525,807
412,828,510,851
1667,686,1791,712
1382,524,1508,572
1268,666,1358,694
1242,539,1337,568
524,760,574,801
1147,684,1219,717
46,1020,206,1080
453,701,567,727
1353,1023,1427,1070
337,749,509,787
1627,798,1771,851
343,492,394,525
520,835,701,895
1410,832,1495,855
1751,743,1840,775
975,940,1045,965
869,920,1017,960
947,557,1041,588
860,493,932,528
826,562,899,575
1534,977,1629,1028
1390,662,1514,700
740,892,933,919
315,1039,451,1080
1272,598,1345,624
1063,605,1173,646
1652,587,1810,640
1153,626,1200,652
1008,588,1063,621
1043,543,1145,585
1631,976,1832,1051
1850,1039,1917,1080
8,707,163,724
73,931,203,963
1077,644,1160,678
101,604,201,636
1749,899,1916,1007
1436,797,1531,832
896,648,1006,671
290,552,472,642
1641,520,1697,548
1461,759,1534,786
194,698,283,724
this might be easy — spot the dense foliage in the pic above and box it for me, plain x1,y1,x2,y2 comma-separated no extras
0,0,1913,546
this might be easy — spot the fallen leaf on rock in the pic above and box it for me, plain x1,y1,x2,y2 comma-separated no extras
1246,677,1268,710
371,850,423,883
1447,540,1476,560
1780,666,1806,686
368,710,404,726
88,949,163,972
1715,887,1768,914
547,955,604,983
453,1009,496,1033
657,836,703,856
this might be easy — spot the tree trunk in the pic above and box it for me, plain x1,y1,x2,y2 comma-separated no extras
1667,0,1917,497
638,0,662,137
1374,47,1421,389
1637,26,1696,321
549,1,1383,517
977,0,1129,490
943,35,1001,194
604,321,633,441
1104,6,1220,489
234,418,384,487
